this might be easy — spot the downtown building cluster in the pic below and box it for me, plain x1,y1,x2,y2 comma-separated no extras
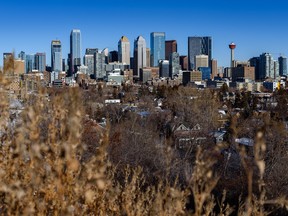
1,29,288,91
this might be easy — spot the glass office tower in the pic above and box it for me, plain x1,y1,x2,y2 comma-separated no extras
188,36,212,70
69,29,81,76
279,56,287,76
150,32,165,67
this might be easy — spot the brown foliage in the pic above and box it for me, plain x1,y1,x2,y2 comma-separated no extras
0,69,287,215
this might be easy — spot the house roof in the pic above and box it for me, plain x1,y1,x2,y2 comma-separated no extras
235,138,254,147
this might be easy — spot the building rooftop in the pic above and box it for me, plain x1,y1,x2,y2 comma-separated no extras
120,36,129,42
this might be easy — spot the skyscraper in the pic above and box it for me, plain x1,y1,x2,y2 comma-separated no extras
278,56,287,76
274,60,279,78
211,59,218,79
94,49,106,80
35,53,46,72
249,57,260,80
118,36,130,65
259,53,274,79
134,36,147,77
69,29,81,76
51,40,62,72
150,32,165,67
165,40,177,60
188,36,212,70
146,48,150,67
84,48,98,76
169,52,180,78
102,48,109,64
62,59,66,72
26,54,35,73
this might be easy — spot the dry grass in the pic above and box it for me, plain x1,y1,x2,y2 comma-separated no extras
0,71,288,215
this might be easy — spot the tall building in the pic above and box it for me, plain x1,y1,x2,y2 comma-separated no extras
26,54,35,73
51,40,62,72
94,49,106,80
18,51,25,61
140,68,152,83
109,51,118,62
188,36,212,70
211,59,218,79
35,53,46,72
69,29,81,76
249,57,260,80
150,32,165,67
118,36,130,65
165,40,177,60
133,36,147,77
146,48,150,67
180,56,188,70
278,56,287,76
102,48,109,64
84,48,98,76
169,52,180,77
62,59,66,72
259,53,275,79
274,60,279,78
195,54,209,69
159,60,169,78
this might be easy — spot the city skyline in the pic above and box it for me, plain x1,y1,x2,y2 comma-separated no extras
0,0,287,67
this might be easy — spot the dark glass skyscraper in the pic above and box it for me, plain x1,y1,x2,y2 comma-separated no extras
25,54,35,73
69,29,81,76
35,53,46,72
188,36,212,70
109,50,118,62
278,56,287,76
249,57,260,80
169,52,180,77
150,32,165,67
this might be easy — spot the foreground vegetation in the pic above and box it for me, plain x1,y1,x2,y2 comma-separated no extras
0,72,288,215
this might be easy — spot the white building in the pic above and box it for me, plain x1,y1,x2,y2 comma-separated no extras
134,36,147,77
118,36,130,66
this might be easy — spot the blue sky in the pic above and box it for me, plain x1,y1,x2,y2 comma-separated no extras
0,0,287,67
